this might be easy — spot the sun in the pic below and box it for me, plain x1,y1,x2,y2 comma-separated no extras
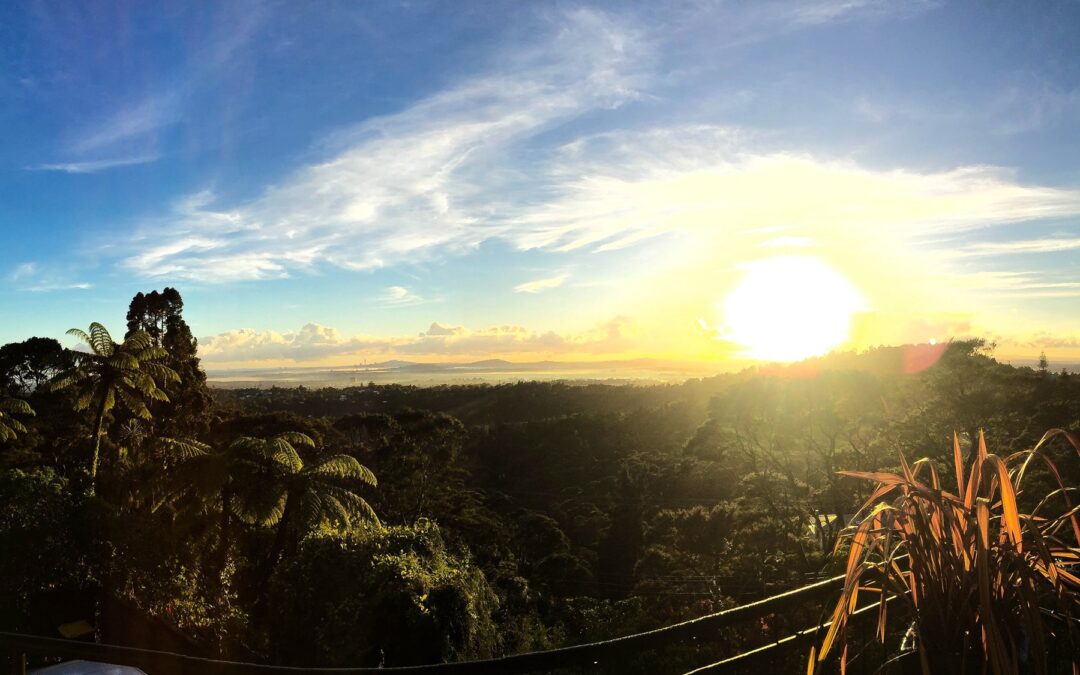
721,256,864,362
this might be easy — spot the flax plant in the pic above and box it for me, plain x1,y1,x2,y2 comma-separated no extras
811,429,1080,674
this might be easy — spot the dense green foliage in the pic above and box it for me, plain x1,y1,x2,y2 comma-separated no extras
2,290,1078,672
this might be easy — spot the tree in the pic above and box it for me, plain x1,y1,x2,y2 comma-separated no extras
904,339,1013,462
266,522,500,667
224,433,378,581
0,337,70,395
339,410,470,526
125,289,213,437
50,323,179,493
0,467,103,626
0,398,34,442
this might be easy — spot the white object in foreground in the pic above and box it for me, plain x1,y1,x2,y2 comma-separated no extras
30,660,147,675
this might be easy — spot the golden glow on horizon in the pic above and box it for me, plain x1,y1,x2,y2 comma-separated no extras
722,256,864,362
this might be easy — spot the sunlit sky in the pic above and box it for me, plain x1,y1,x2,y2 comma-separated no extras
2,1,1079,368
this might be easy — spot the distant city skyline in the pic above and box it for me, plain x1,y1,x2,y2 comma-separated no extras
2,1,1079,368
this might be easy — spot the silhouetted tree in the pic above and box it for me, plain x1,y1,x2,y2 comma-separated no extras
0,337,70,394
126,288,213,437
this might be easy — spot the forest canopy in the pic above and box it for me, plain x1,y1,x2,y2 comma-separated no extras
2,289,1078,673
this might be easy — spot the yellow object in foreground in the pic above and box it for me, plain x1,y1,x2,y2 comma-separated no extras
57,619,94,639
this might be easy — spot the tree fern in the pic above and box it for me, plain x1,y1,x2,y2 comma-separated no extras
50,322,180,494
0,397,34,442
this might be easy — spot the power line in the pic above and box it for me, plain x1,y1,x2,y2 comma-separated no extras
0,572,847,674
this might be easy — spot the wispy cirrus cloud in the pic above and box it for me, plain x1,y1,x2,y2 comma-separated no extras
28,154,159,174
119,7,648,282
508,126,1080,252
514,273,569,294
956,237,1080,256
20,282,92,293
945,270,1080,297
107,0,1080,317
9,262,37,281
30,1,269,173
8,261,91,292
70,92,183,155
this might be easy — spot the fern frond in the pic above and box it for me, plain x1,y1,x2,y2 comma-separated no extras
232,484,288,526
0,398,35,416
158,437,212,460
102,388,116,415
277,432,316,448
108,353,140,371
65,328,92,347
74,389,95,411
117,387,152,419
142,362,180,384
137,346,170,361
123,331,153,351
0,417,28,437
267,436,304,472
228,436,266,455
325,486,379,526
88,323,114,356
310,455,377,486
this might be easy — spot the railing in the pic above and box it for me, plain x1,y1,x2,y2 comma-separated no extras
1,572,864,675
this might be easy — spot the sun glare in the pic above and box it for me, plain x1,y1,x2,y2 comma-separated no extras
722,256,864,362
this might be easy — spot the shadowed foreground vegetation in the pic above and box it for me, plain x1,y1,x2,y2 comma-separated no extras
2,289,1078,673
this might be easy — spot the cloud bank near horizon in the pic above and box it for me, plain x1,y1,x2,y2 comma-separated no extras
198,317,637,365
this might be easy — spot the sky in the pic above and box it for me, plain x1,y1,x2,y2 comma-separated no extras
1,0,1079,369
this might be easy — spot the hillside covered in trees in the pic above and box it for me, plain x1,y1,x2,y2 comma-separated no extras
2,290,1079,672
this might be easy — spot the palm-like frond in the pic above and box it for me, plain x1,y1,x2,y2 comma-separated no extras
309,455,378,486
0,397,34,442
141,362,180,383
0,398,34,415
135,345,170,362
158,437,212,460
48,322,184,489
122,330,153,351
101,388,116,415
65,327,92,348
232,481,289,526
107,353,139,370
228,436,269,455
116,386,152,419
74,388,95,411
277,432,316,448
228,432,379,534
267,436,304,472
319,484,379,526
88,322,114,356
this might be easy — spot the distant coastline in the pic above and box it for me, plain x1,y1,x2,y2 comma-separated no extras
206,354,1079,388
206,358,729,388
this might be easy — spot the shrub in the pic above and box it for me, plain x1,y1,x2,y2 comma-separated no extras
265,521,501,667
813,430,1080,674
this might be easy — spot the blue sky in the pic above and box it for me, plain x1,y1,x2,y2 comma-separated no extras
2,1,1079,367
